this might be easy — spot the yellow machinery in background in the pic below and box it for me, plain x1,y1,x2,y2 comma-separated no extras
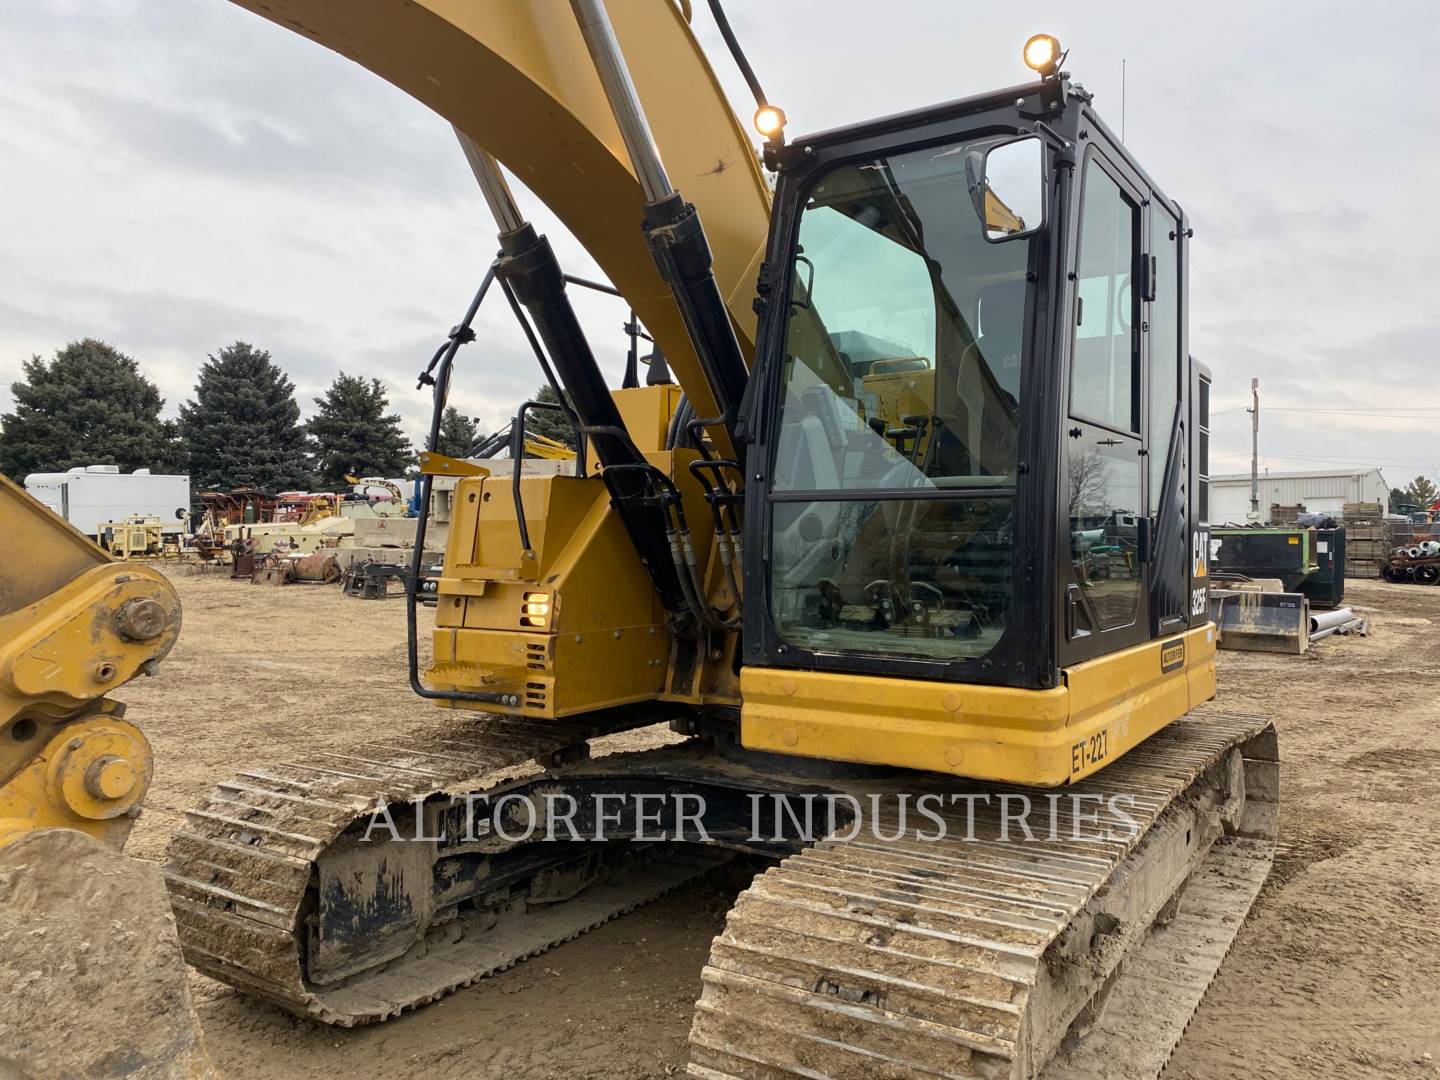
295,492,342,526
345,475,407,504
95,514,175,562
518,430,577,460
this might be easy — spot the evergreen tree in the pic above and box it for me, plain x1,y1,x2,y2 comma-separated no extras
525,383,578,450
308,373,413,485
0,338,180,478
434,406,480,457
178,342,313,492
1404,475,1439,509
155,419,188,475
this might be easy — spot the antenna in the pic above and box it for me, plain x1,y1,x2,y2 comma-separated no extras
1121,58,1126,142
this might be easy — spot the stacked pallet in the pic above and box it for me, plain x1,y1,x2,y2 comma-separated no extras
1344,501,1385,519
1344,505,1391,578
1270,503,1304,524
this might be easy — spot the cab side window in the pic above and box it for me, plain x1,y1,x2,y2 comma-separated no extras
1068,156,1144,632
1149,206,1182,505
1071,160,1139,433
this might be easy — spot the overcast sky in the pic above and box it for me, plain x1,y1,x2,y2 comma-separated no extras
2,0,1437,486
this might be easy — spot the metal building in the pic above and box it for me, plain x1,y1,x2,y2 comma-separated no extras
1208,467,1388,523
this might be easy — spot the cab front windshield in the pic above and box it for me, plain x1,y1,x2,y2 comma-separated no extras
769,136,1035,661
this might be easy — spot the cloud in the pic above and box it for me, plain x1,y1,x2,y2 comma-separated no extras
0,0,470,202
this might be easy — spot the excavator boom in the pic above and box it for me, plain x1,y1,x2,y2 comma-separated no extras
233,0,772,424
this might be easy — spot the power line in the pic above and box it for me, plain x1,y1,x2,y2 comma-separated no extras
1212,450,1439,468
1266,407,1440,415
1213,406,1440,419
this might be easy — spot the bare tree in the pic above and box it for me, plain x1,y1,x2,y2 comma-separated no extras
1068,448,1111,523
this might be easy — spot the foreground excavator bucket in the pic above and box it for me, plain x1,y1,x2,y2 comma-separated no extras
0,476,211,1079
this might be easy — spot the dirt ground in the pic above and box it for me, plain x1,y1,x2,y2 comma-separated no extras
116,569,1440,1079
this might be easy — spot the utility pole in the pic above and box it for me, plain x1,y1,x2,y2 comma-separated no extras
1247,378,1260,520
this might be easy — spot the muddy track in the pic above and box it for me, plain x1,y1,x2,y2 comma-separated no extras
165,711,723,1025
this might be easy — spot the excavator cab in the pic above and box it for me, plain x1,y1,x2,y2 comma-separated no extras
741,74,1211,783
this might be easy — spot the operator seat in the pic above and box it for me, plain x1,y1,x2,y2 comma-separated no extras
932,278,1025,479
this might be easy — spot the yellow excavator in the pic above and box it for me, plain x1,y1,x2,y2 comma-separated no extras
3,5,1278,1078
464,421,580,462
345,476,407,503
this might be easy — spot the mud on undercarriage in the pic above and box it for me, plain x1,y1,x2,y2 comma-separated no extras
166,711,1276,1078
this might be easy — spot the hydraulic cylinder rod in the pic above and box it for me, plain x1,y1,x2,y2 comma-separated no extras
456,134,690,617
457,131,525,234
568,0,750,454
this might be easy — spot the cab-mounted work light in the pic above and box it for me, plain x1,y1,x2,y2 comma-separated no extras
753,104,786,140
1023,34,1062,78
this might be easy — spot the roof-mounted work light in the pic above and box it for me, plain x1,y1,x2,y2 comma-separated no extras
1023,34,1062,78
753,104,786,140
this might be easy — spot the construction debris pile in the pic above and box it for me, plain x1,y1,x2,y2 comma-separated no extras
1336,501,1440,584
1309,606,1367,641
1383,538,1440,585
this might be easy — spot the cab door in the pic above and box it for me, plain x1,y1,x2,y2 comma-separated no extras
1061,148,1149,661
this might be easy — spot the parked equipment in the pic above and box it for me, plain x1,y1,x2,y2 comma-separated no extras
23,465,189,541
16,6,1279,1077
1211,524,1346,608
345,475,415,513
342,559,410,599
162,9,1276,1075
1209,587,1310,654
416,556,443,606
95,514,176,561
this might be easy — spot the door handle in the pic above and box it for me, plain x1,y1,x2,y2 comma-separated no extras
1065,584,1090,640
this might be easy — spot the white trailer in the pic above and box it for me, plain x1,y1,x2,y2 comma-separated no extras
23,466,191,538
